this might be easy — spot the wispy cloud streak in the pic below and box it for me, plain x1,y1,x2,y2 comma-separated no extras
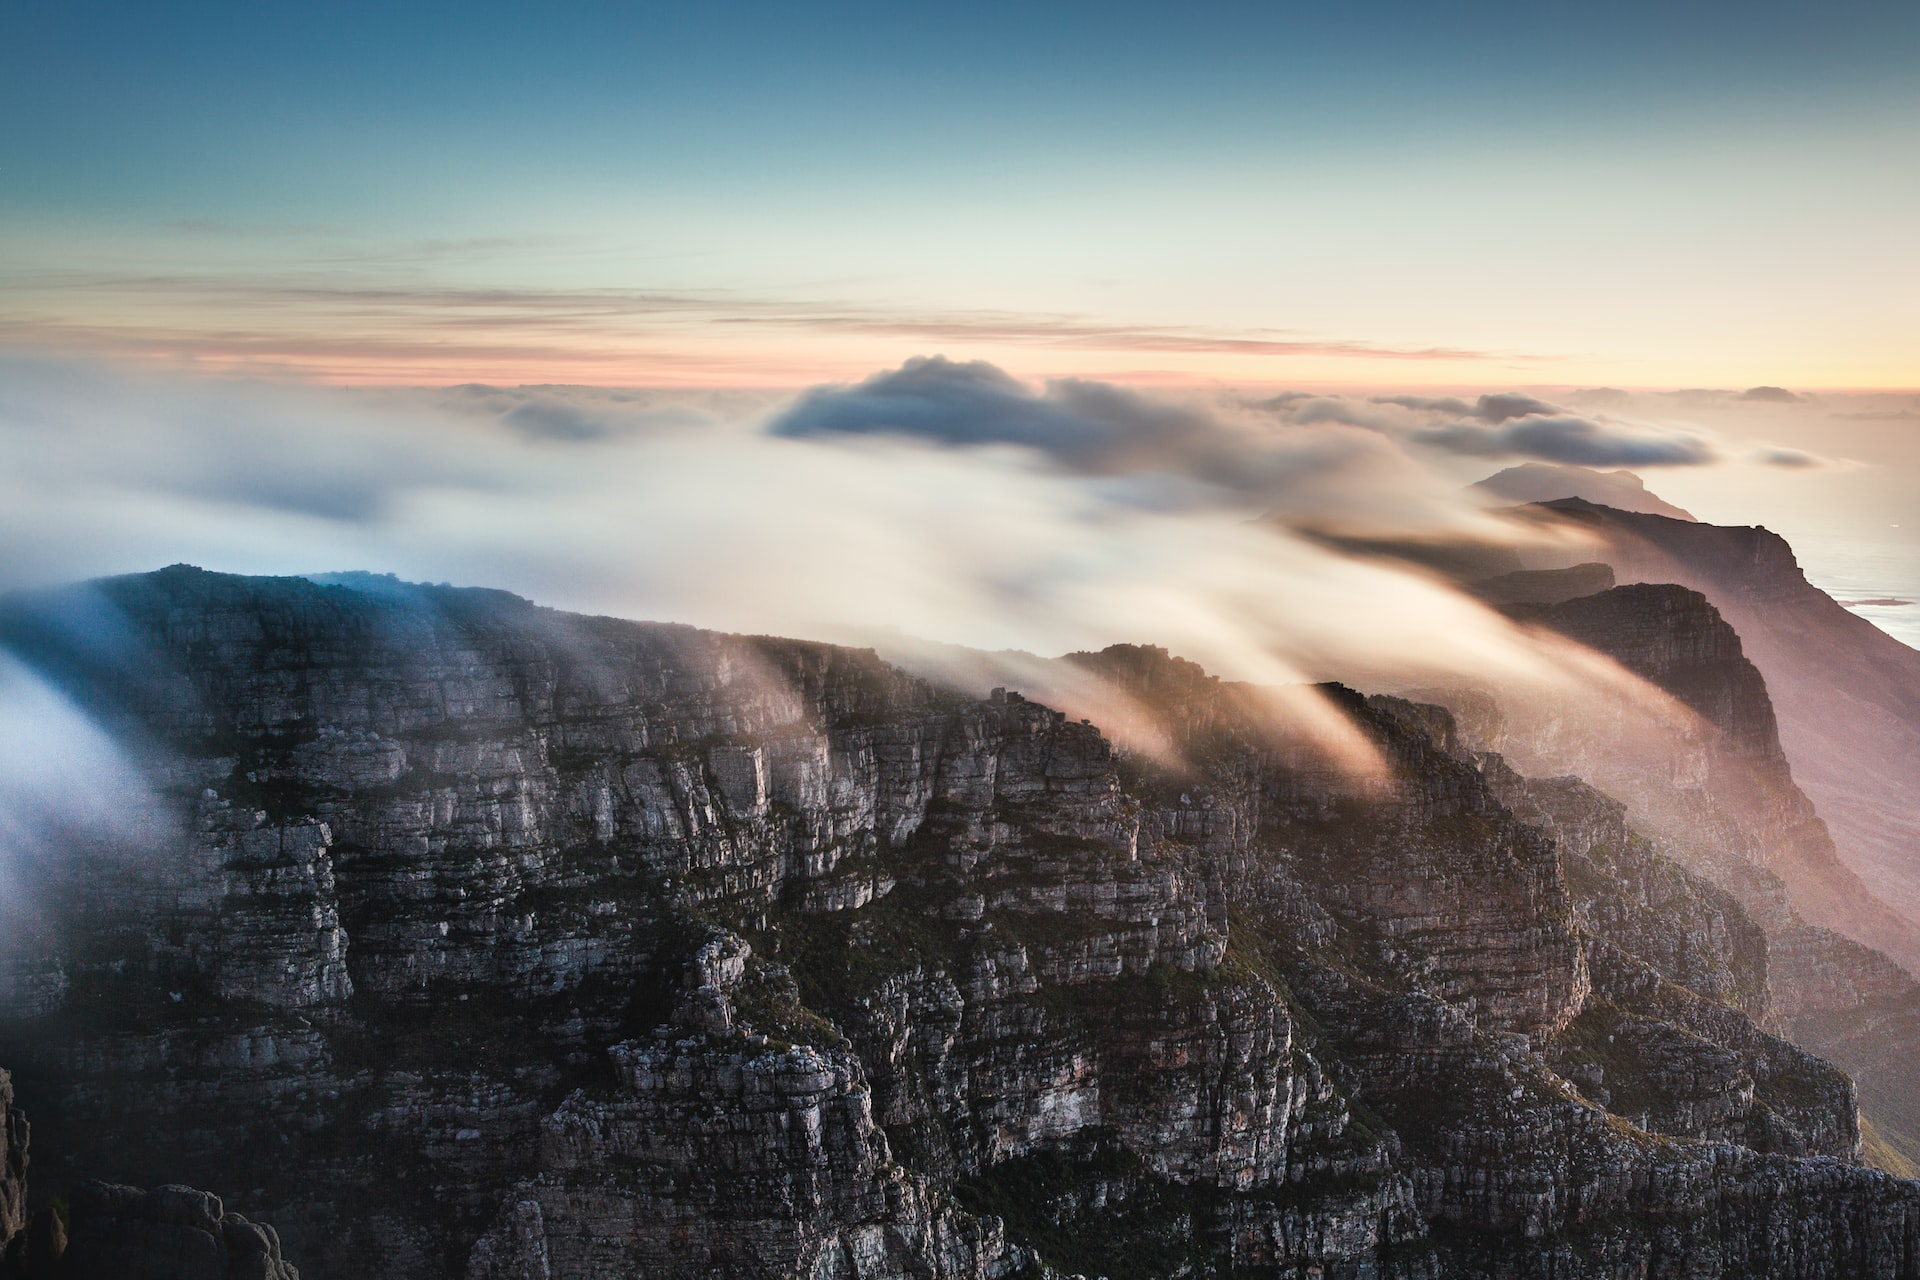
0,267,1530,383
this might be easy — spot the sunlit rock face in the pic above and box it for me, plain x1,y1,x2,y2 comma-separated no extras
1480,578,1920,1177
1,568,1918,1280
1533,500,1920,968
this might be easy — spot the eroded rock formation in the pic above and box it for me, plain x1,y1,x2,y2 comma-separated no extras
1478,581,1920,1173
0,567,1916,1278
0,1081,300,1280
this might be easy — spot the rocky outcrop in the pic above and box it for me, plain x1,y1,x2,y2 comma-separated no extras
0,1073,23,1249
4,1180,300,1280
1472,462,1699,520
2,569,1917,1278
0,1078,300,1280
1476,757,1769,1021
1533,500,1920,966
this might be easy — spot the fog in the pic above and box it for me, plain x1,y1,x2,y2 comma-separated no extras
0,652,171,1004
0,353,1859,790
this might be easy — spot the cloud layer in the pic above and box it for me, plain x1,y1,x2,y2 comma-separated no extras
0,355,1584,694
6,352,1862,730
7,352,1878,837
768,356,1482,529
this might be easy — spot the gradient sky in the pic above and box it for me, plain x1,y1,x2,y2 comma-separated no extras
3,0,1916,387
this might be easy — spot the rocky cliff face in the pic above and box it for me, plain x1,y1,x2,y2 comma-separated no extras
0,1073,23,1250
1473,756,1768,1023
1455,580,1920,1175
0,1079,301,1280
1534,500,1920,963
1,568,1917,1279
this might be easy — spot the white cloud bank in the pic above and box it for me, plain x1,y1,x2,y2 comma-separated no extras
0,354,1821,766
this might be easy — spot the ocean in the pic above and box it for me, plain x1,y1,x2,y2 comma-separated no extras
1785,530,1920,651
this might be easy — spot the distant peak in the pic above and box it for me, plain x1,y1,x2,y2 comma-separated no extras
1470,462,1696,521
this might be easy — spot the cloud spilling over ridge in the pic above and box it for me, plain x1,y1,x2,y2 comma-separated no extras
0,352,1781,788
0,653,169,989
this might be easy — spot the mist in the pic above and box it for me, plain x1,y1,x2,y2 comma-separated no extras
0,352,1841,780
0,652,171,1010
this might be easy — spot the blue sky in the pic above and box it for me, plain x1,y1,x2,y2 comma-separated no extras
2,0,1916,385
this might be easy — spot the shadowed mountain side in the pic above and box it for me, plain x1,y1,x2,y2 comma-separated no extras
1471,463,1698,521
3,568,1919,1278
1503,582,1920,961
1471,562,1616,606
1408,582,1920,1173
1537,499,1920,940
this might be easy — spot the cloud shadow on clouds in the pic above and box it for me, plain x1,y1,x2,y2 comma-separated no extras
766,355,1493,532
1411,413,1716,467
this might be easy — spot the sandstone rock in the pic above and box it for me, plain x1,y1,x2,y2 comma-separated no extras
3,569,1918,1278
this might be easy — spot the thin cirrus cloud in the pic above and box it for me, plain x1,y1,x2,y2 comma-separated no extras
0,266,1525,383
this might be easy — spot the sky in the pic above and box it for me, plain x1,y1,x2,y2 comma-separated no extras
0,1,1915,665
2,0,1916,388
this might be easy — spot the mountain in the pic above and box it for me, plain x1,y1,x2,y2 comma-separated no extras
1459,581,1920,1172
1533,500,1920,951
3,567,1919,1278
1471,463,1698,520
1504,582,1920,973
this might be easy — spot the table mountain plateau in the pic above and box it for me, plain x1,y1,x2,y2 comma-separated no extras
1,566,1918,1279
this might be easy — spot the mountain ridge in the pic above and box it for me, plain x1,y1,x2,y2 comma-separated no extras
3,567,1919,1277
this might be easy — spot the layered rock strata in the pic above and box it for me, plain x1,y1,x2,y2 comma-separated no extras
0,568,1916,1278
1485,582,1920,1171
1533,499,1920,951
0,1073,23,1249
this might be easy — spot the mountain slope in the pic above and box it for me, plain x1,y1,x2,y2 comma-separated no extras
1,569,1917,1278
1471,463,1698,520
1537,499,1920,945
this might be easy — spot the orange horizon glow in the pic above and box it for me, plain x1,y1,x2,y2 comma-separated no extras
7,327,1916,394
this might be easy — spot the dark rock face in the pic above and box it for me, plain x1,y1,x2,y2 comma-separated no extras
61,1180,299,1280
1515,584,1788,765
0,1073,24,1247
2,1179,300,1280
2,569,1918,1278
0,1082,299,1280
